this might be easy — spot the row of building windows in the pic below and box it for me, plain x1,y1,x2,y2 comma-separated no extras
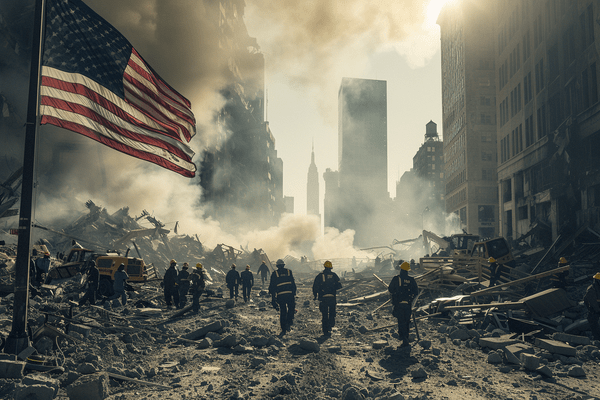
447,187,467,209
446,169,466,194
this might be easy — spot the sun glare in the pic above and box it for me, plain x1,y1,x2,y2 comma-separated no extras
425,0,457,27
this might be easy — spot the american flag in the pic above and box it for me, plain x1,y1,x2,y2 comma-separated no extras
40,0,196,177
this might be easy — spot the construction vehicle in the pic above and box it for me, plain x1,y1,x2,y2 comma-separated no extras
422,230,480,257
48,243,151,296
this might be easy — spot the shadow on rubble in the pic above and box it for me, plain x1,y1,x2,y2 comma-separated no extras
378,347,419,379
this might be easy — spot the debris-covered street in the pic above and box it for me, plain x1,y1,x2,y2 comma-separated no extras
1,200,600,400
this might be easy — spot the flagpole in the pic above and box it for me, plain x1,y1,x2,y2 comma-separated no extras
5,0,45,355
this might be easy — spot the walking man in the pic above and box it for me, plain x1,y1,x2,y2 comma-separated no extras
79,260,99,306
269,259,296,336
226,264,240,299
312,260,342,336
178,262,191,308
35,251,51,286
190,263,206,313
257,261,270,289
111,263,129,306
584,272,600,340
240,264,254,302
388,261,419,348
163,259,180,309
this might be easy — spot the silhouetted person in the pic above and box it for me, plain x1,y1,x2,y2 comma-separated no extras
226,264,240,299
312,260,342,336
388,261,418,348
240,265,254,302
269,259,296,336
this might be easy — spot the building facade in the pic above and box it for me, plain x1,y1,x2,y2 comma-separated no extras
495,0,600,245
438,1,499,239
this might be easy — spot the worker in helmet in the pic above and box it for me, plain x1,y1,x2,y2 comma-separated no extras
584,273,600,340
488,257,504,287
190,263,206,313
34,251,51,286
240,265,254,303
178,263,191,308
110,263,129,306
163,259,180,309
257,261,270,289
388,261,419,348
550,257,570,289
79,260,100,306
269,259,297,336
312,260,342,336
225,264,240,300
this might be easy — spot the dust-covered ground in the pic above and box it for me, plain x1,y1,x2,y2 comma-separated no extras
1,273,600,400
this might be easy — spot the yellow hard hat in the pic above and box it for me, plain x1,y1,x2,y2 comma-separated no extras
400,261,410,271
231,264,236,268
488,257,496,263
594,272,600,280
324,260,333,269
170,259,177,264
196,263,203,269
559,257,568,264
246,265,251,270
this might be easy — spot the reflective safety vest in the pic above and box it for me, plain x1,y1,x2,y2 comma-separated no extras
273,268,294,296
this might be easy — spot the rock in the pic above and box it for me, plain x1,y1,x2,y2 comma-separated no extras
22,374,60,395
249,356,268,368
358,326,368,334
418,340,431,349
432,348,441,356
521,354,540,370
487,351,503,364
76,363,97,374
250,336,270,347
342,386,365,400
535,365,553,378
216,334,238,348
386,392,405,400
449,329,470,341
567,365,586,377
411,367,427,379
281,373,296,385
233,344,253,353
467,329,480,339
184,320,224,340
299,338,320,353
14,384,56,400
67,372,110,400
225,299,235,308
198,338,212,349
34,336,54,354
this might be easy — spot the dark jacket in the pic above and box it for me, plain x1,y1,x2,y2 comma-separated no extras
179,268,190,290
269,267,296,298
388,271,419,306
312,269,342,300
584,282,600,313
163,266,179,289
226,269,240,287
257,262,270,277
87,266,100,290
190,269,206,290
241,270,254,287
113,270,129,292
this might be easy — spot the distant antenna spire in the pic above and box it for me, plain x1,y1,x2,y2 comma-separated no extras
311,138,315,164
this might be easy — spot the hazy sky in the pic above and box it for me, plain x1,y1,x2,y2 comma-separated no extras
244,0,447,216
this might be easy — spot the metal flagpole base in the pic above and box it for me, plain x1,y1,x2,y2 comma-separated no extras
4,334,30,355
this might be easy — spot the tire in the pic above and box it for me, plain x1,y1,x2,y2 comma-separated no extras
98,279,114,297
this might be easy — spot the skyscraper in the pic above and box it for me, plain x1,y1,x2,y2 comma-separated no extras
323,78,389,247
306,142,320,224
437,0,498,238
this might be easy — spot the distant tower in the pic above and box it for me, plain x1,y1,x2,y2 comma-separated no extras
307,142,320,223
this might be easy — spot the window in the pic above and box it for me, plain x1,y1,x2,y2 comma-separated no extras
533,14,543,48
563,25,575,65
581,4,595,49
524,72,533,104
535,58,545,94
525,114,534,147
478,205,495,223
537,104,547,139
518,206,528,220
480,114,491,124
523,30,531,61
548,44,559,80
480,96,491,106
482,151,493,161
482,169,495,180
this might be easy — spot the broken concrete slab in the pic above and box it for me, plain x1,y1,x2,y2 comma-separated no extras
479,336,519,350
0,359,25,378
552,332,591,346
14,384,55,400
182,320,224,340
67,372,110,400
504,343,534,358
520,353,540,370
534,338,576,357
521,288,573,318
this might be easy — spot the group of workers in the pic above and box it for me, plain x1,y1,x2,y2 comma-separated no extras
162,260,207,312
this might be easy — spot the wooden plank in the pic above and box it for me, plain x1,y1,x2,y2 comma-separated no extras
443,301,525,311
107,372,171,389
